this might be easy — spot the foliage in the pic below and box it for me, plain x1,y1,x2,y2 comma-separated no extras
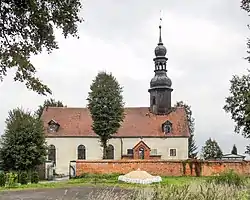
0,108,47,171
0,172,6,187
31,171,39,184
175,101,198,158
0,0,83,95
36,98,64,118
207,170,246,187
87,72,125,159
201,138,223,160
88,183,246,200
223,70,250,153
231,144,238,155
5,172,18,187
19,171,28,185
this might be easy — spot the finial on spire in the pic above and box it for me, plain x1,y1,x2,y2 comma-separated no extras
159,10,163,44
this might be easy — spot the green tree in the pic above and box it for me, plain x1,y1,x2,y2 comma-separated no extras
0,108,47,171
175,101,198,158
201,138,223,160
223,70,250,153
36,98,64,118
231,144,238,155
87,72,125,159
0,0,83,95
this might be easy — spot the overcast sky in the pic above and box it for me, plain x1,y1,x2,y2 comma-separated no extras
0,0,249,156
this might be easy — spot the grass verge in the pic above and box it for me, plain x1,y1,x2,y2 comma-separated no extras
0,176,204,191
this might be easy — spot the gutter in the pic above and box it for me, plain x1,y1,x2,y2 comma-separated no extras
120,138,123,159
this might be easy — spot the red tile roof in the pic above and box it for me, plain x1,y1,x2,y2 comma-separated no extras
41,107,190,138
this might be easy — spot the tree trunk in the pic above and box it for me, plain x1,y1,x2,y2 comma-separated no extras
102,141,108,159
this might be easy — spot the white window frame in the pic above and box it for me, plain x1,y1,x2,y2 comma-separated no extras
169,148,177,157
150,149,157,155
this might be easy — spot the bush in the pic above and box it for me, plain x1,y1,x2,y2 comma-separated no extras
0,172,6,187
31,171,39,184
207,170,246,187
19,171,28,185
5,172,18,187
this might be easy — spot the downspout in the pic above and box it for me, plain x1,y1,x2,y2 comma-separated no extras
120,138,123,159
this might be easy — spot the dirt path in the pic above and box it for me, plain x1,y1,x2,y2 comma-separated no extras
0,186,131,200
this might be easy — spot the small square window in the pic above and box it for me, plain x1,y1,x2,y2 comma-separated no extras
150,149,157,155
127,149,133,155
170,149,176,157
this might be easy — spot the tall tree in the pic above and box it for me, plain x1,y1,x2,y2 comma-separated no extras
175,101,198,158
36,98,64,118
0,0,83,95
0,108,47,171
231,144,238,155
87,72,125,159
223,70,250,153
201,138,223,160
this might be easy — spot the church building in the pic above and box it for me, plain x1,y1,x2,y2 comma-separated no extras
41,25,190,176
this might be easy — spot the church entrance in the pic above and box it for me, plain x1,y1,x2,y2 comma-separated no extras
132,141,150,159
139,148,145,159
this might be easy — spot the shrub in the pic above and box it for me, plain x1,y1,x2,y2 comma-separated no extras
0,172,6,187
207,170,246,187
19,171,28,185
31,171,39,184
5,172,18,187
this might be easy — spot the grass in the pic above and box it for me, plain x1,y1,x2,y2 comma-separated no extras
1,173,250,199
0,176,204,191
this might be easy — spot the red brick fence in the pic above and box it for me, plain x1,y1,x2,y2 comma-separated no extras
76,159,250,177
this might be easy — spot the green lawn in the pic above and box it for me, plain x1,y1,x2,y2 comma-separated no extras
0,176,205,191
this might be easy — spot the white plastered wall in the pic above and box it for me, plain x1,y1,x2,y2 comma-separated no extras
46,137,188,175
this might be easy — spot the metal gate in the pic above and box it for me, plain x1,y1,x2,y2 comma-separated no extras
69,160,76,179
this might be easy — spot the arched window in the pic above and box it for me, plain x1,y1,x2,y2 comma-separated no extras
106,144,114,159
48,145,56,164
77,145,86,160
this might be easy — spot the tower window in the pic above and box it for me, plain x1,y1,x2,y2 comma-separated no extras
152,96,156,105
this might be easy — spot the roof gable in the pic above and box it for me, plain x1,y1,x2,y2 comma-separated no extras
41,107,190,137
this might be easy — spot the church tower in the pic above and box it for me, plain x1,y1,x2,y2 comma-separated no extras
148,24,173,115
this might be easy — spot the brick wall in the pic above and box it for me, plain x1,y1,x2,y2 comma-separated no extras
76,160,250,177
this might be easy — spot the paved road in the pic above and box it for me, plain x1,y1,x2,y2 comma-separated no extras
0,186,132,200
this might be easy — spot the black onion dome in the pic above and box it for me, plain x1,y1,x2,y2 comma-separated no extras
154,44,167,57
150,74,172,88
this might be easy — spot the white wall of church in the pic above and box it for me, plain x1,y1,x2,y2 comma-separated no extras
108,137,188,160
46,137,103,175
46,137,188,176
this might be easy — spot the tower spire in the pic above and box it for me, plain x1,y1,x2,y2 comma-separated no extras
159,10,163,44
148,11,173,115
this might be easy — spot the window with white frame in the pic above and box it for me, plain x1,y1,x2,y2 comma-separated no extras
150,149,157,155
169,149,176,157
